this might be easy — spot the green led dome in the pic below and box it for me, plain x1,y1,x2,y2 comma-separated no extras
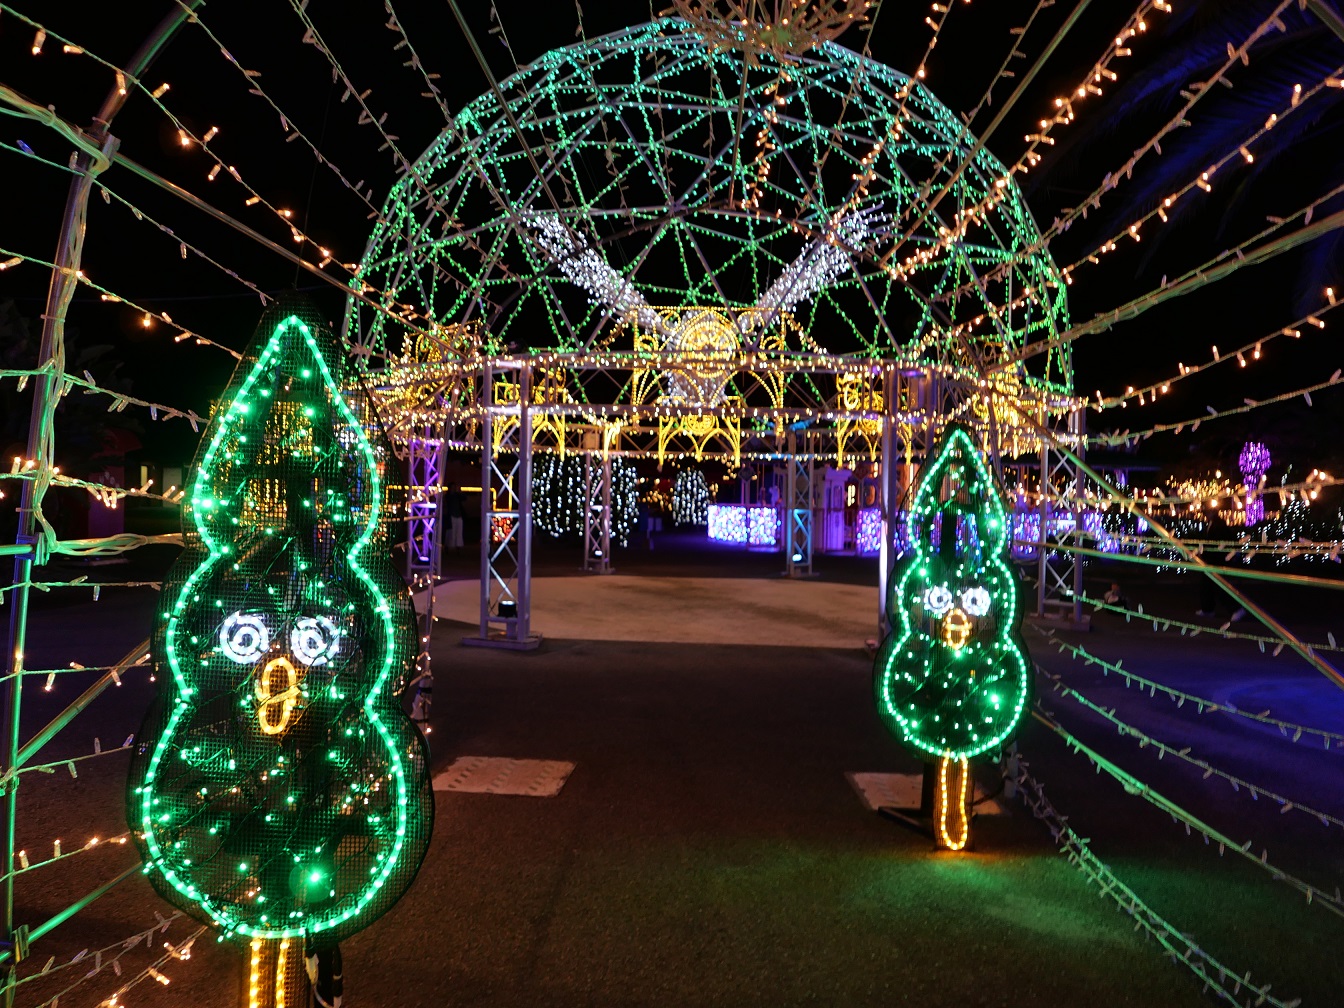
349,18,1070,399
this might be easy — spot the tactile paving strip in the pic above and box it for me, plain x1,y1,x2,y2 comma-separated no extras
847,772,924,811
847,771,1009,814
433,757,575,797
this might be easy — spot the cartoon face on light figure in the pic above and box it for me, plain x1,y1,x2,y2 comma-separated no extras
217,610,344,738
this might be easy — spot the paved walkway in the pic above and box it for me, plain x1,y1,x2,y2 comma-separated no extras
423,575,880,648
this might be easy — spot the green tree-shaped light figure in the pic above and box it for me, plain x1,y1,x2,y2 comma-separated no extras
873,425,1030,849
128,303,432,977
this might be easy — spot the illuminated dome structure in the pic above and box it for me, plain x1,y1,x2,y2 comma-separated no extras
349,18,1073,412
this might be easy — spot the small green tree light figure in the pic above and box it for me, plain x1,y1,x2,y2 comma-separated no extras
873,425,1031,850
128,302,432,1003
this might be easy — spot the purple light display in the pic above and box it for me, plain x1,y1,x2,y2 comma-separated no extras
708,504,780,547
856,507,883,554
1240,441,1270,526
407,437,443,565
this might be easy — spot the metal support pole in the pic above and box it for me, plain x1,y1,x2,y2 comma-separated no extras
582,453,594,566
0,5,201,995
582,451,612,574
476,361,494,642
1068,411,1085,624
465,361,539,649
407,430,445,672
601,452,612,565
517,363,534,642
1033,409,1087,628
784,430,814,577
877,368,899,636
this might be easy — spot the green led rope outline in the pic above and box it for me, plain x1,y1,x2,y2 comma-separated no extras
137,315,411,940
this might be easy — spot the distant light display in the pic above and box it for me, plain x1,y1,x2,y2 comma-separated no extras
1240,441,1271,527
350,19,1073,400
856,507,883,554
672,469,712,526
708,504,780,546
531,453,639,544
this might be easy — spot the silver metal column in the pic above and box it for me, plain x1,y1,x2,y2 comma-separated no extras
406,429,446,669
582,451,613,574
877,367,901,635
784,429,814,578
465,360,541,649
1033,408,1088,629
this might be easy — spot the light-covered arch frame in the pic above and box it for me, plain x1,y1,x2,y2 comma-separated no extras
346,19,1082,648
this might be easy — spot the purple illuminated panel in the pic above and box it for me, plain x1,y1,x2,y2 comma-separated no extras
708,504,780,547
408,438,442,567
708,503,747,543
1240,441,1270,527
856,507,883,554
747,506,779,547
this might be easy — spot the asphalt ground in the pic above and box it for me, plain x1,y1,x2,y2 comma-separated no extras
8,531,1343,1007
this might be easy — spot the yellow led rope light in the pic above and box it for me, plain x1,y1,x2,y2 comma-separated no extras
248,939,262,1008
275,938,289,1008
937,755,970,851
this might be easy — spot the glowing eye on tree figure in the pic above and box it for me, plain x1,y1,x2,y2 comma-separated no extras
922,584,953,616
960,586,991,617
290,616,342,667
219,612,270,664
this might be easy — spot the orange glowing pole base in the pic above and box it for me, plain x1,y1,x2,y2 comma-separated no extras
246,938,308,1008
935,755,971,851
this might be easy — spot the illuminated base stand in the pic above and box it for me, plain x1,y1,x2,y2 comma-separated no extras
875,756,974,852
245,938,342,1008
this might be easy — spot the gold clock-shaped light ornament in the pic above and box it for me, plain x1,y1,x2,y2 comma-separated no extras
671,0,872,64
662,307,741,407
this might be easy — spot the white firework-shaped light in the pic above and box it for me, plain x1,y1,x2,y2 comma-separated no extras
745,205,890,333
518,211,669,336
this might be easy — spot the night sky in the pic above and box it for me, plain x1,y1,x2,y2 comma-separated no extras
2,0,1342,476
